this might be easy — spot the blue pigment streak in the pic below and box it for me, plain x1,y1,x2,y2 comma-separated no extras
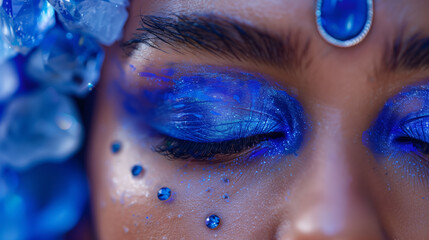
120,65,306,156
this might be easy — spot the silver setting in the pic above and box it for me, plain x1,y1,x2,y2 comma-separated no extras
315,0,374,48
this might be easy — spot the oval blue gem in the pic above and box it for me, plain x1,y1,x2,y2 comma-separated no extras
205,214,220,229
320,0,369,41
157,187,171,201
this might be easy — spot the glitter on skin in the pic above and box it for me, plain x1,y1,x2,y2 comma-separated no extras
222,193,230,202
157,187,172,201
205,214,220,229
131,165,143,177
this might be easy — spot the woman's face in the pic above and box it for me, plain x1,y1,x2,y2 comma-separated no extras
89,0,429,239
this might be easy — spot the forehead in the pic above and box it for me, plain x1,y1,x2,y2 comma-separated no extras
127,0,429,34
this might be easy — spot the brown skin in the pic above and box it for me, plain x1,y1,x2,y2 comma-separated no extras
89,0,429,239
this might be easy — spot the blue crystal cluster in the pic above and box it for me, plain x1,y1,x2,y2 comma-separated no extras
0,0,129,238
26,27,105,96
47,0,129,45
1,0,55,54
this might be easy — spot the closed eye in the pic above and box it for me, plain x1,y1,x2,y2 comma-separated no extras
394,136,429,155
154,131,286,162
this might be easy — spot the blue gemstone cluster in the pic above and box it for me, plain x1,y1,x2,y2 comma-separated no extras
47,0,129,45
205,214,220,229
26,27,105,96
157,187,172,201
1,0,55,54
0,0,129,238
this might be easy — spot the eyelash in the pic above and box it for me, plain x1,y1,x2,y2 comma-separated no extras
395,116,429,155
154,131,285,161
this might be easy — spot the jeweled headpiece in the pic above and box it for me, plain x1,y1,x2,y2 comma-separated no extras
316,0,374,47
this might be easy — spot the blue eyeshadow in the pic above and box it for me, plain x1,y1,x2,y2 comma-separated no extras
365,84,429,156
120,65,306,156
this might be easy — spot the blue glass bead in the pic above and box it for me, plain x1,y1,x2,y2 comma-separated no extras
319,0,369,41
205,214,220,229
131,165,143,177
0,89,83,169
157,187,171,201
0,0,55,54
0,61,19,103
111,141,121,153
48,0,128,45
26,27,104,97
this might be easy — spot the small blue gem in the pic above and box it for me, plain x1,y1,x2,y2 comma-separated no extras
157,187,171,201
111,141,121,153
131,165,143,177
205,214,220,229
319,0,369,41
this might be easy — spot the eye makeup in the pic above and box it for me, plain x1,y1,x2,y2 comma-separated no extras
365,82,429,188
365,83,429,155
118,64,306,161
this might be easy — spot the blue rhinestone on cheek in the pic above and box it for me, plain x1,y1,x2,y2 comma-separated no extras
157,187,171,201
205,214,220,229
131,165,143,177
316,0,373,47
111,141,122,154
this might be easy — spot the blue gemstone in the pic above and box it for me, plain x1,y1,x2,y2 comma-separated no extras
0,89,83,169
111,141,122,153
320,0,369,41
26,27,104,97
205,214,220,229
157,187,171,201
1,0,55,54
131,165,143,177
48,0,128,45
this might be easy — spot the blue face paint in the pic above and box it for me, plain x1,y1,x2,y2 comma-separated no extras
119,64,305,160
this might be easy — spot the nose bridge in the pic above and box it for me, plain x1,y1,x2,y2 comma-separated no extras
277,110,385,239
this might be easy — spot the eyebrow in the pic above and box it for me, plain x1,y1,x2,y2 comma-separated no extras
383,32,429,73
122,14,311,72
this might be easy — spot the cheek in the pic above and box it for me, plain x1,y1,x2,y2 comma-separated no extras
89,96,301,239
